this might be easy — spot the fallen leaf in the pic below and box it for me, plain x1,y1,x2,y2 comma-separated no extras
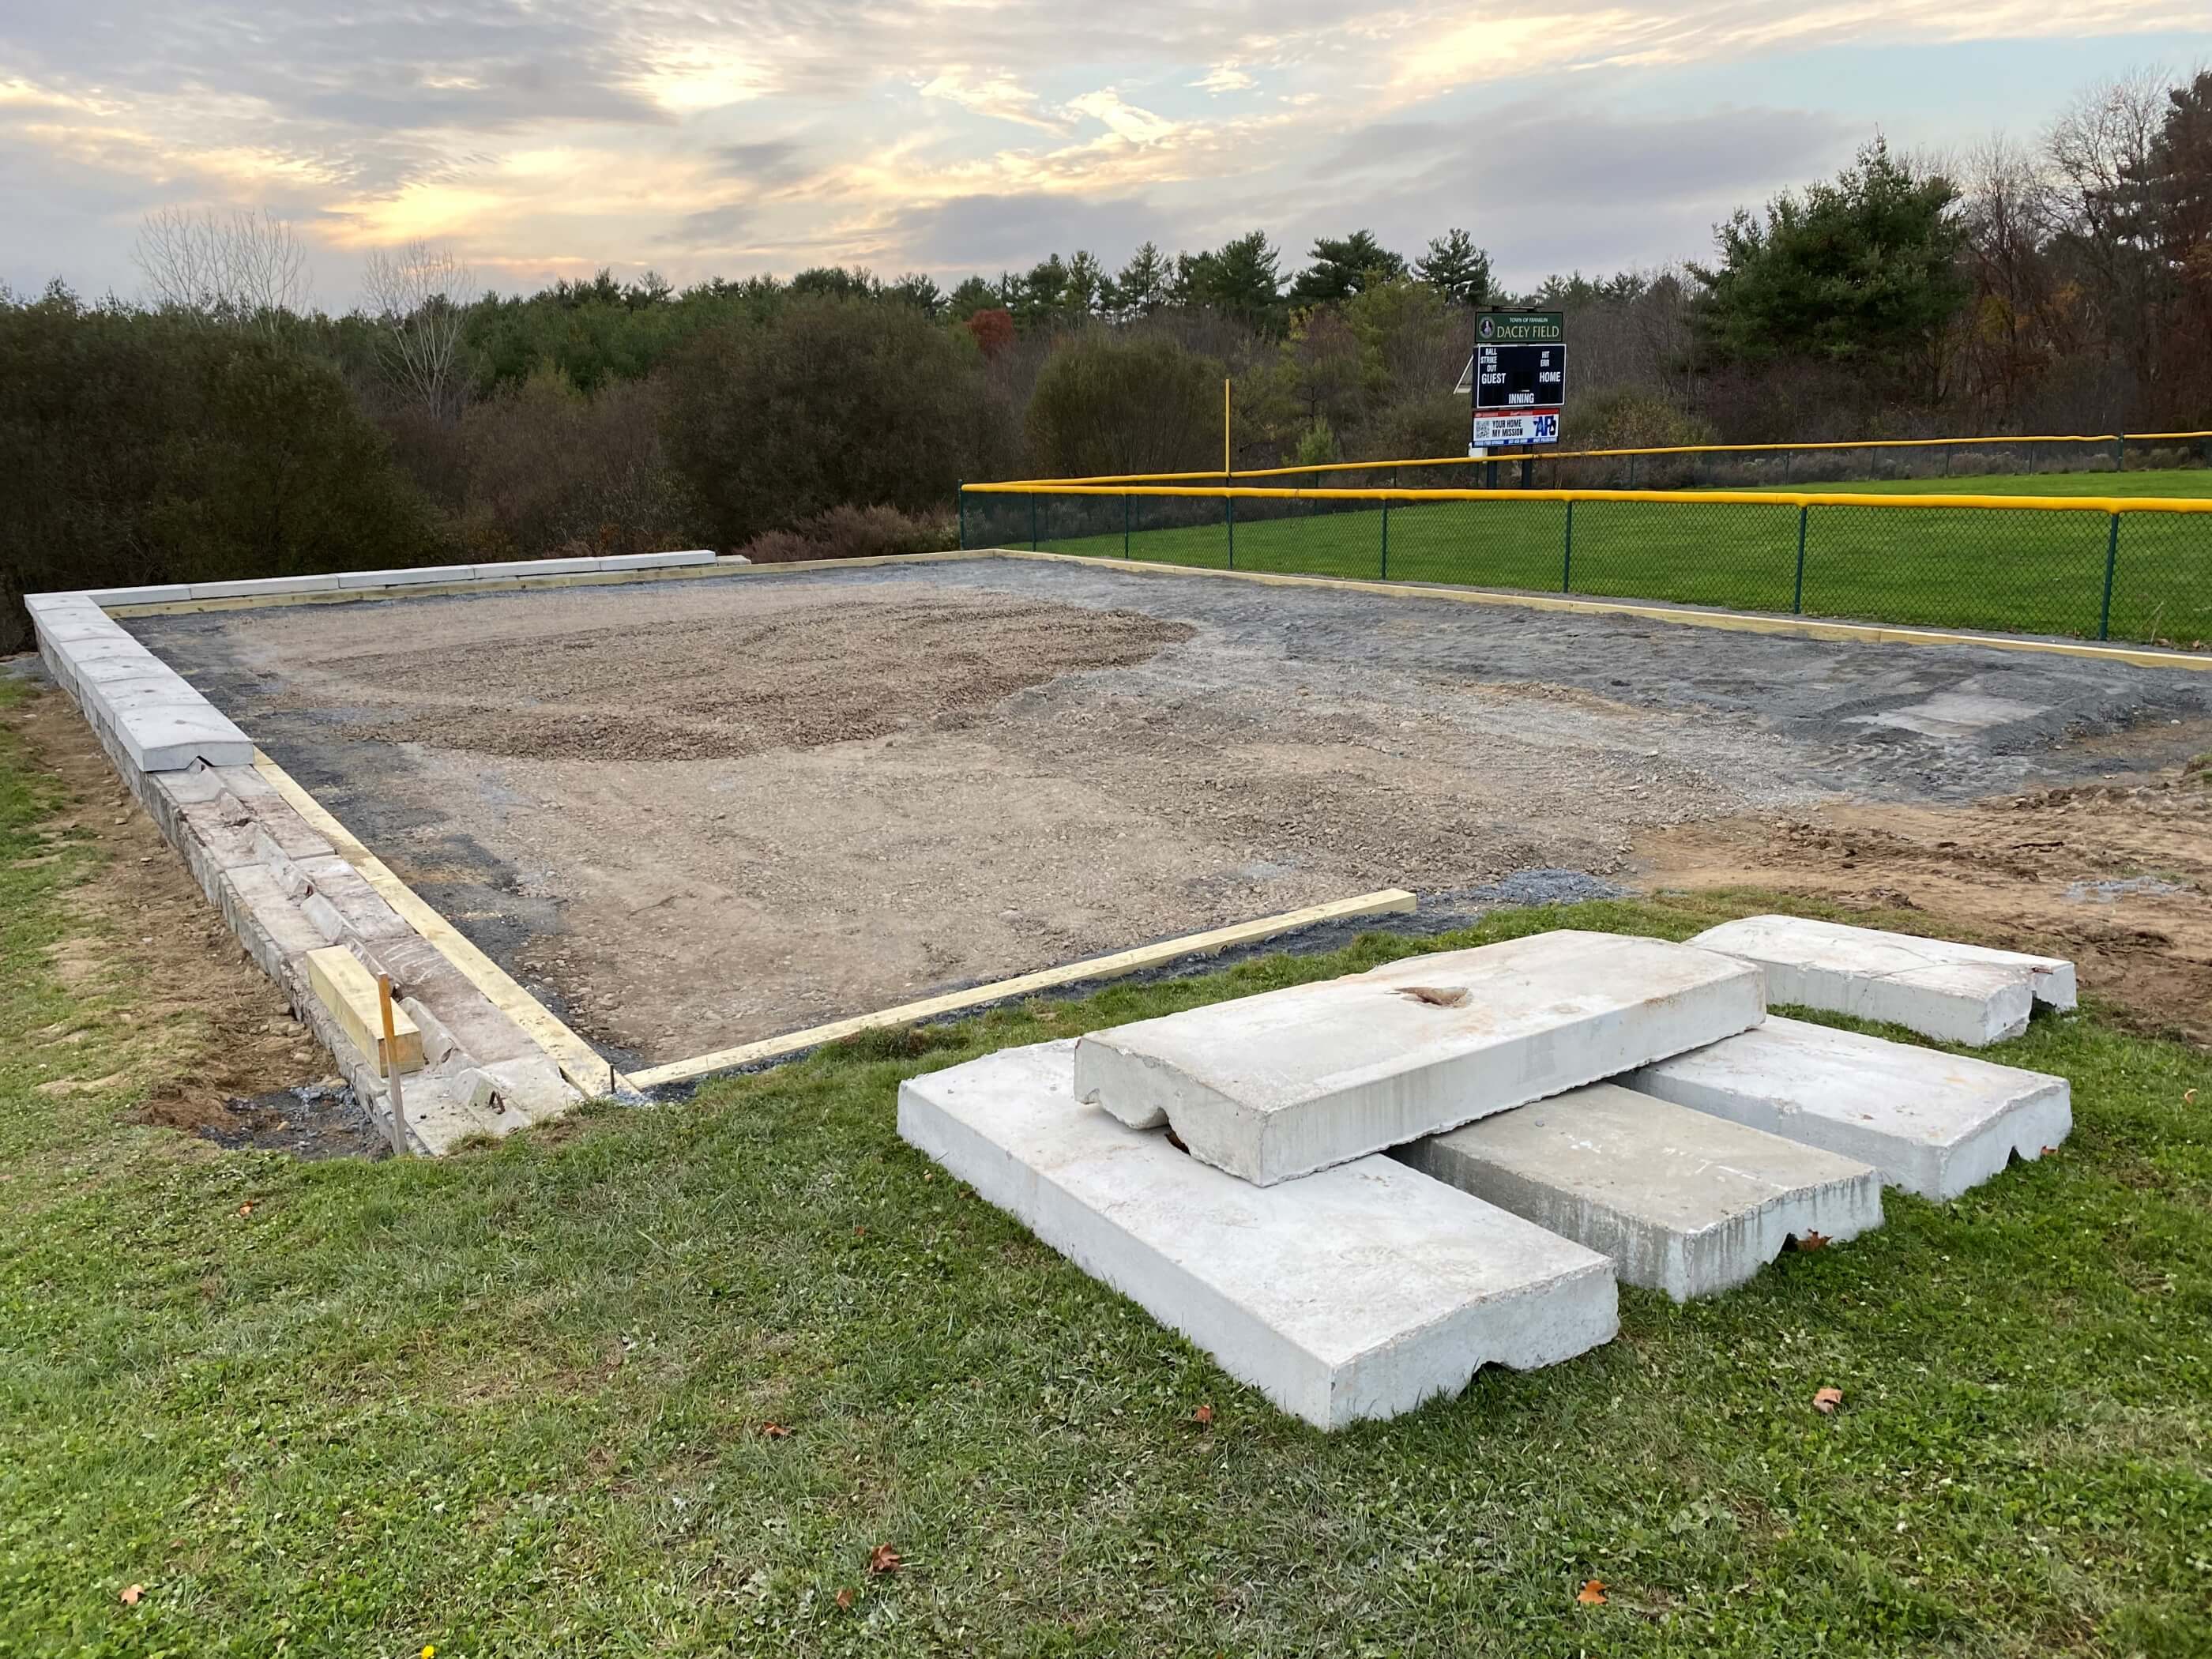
867,1544,901,1576
1193,1403,1215,1427
119,1585,144,1607
1796,1230,1828,1251
1397,985,1470,1009
835,1589,855,1610
238,1203,254,1217
2186,1089,2198,1105
1813,1386,1844,1415
1577,1579,1607,1605
759,1422,791,1439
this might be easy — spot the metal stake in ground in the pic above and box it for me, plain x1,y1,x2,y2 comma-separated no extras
377,971,410,1157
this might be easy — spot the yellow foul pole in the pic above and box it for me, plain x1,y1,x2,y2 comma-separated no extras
1223,378,1232,478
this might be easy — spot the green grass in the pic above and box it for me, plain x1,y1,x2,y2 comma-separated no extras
3,687,2210,1657
974,470,2212,648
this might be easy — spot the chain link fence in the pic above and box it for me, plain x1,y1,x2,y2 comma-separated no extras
959,485,2212,650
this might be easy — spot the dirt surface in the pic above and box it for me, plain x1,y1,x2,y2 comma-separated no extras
8,687,374,1154
1640,752,2212,1045
129,559,2212,1067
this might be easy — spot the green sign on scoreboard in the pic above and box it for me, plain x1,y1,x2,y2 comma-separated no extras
1474,309,1563,345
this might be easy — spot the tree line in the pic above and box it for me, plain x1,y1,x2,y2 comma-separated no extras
2,66,2205,649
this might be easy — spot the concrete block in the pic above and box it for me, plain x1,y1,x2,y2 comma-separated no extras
1627,1014,2072,1201
187,574,344,599
111,702,255,772
1399,1083,1882,1302
213,864,331,981
900,1040,1619,1430
288,856,416,948
468,556,605,578
1687,916,2071,1045
457,1055,577,1124
335,564,477,589
598,549,716,570
1074,931,1766,1186
84,584,194,606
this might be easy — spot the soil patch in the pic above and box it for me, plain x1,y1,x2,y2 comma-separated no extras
322,595,1192,762
136,1080,391,1160
9,690,329,1127
1638,754,2212,1045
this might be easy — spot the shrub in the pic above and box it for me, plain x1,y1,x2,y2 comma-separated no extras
1024,332,1222,477
451,369,702,561
661,298,995,547
0,288,446,651
735,505,957,563
1353,391,1469,461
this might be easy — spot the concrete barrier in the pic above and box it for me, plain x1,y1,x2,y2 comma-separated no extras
1073,931,1766,1185
901,1040,1619,1429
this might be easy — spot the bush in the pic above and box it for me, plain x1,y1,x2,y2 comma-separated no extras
0,289,446,651
1353,391,1469,461
735,505,956,564
1562,386,1717,451
451,369,702,561
1024,332,1222,477
661,298,996,547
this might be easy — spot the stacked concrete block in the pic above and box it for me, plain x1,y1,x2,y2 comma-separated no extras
1398,1084,1882,1301
1688,915,2073,1046
1627,1014,2072,1200
1073,931,1766,1185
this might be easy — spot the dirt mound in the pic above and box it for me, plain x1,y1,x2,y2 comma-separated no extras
328,597,1194,762
1641,757,2212,1044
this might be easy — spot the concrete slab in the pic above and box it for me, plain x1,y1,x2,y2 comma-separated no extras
900,1040,1619,1430
110,702,255,772
1398,1083,1881,1302
1626,1014,2072,1201
335,565,478,589
468,556,606,578
600,549,716,570
83,584,194,606
1688,915,2072,1045
1073,931,1766,1185
187,574,344,599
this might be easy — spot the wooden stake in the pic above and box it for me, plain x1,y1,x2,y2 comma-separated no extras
377,972,410,1157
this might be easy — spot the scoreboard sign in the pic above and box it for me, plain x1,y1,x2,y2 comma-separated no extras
1465,309,1565,451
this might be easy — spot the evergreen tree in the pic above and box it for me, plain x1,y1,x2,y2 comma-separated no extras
1288,230,1406,306
1109,241,1170,318
1413,229,1493,307
946,275,999,318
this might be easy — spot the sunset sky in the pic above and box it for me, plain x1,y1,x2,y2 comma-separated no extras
2,2,2205,306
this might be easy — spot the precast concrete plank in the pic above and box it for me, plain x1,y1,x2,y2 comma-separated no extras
1399,1083,1881,1302
1073,931,1765,1185
900,1040,1619,1431
110,701,255,772
336,565,479,589
1688,915,2073,1045
187,574,344,598
1626,1014,2072,1201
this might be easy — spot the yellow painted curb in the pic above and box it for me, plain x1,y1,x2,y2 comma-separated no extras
254,750,631,1097
630,887,1420,1090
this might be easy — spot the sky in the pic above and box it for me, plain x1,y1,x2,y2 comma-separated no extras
2,2,2206,308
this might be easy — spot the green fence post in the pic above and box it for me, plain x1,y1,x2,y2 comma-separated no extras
1380,498,1390,580
1782,449,1792,485
1029,495,1038,551
1562,500,1574,592
2099,512,2119,641
1123,492,1130,558
1627,453,1638,489
1226,493,1236,570
957,482,966,550
2112,434,2126,472
1792,505,1809,614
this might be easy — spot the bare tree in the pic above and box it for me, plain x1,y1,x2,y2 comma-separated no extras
134,206,310,328
360,241,476,423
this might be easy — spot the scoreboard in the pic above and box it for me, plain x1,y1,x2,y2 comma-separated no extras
1464,309,1564,450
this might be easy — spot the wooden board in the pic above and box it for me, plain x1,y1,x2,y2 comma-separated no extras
306,946,423,1077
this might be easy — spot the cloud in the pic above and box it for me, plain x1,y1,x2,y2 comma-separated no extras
887,192,1165,269
3,0,2206,296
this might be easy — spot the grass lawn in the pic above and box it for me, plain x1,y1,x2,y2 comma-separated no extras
3,677,2210,1657
967,468,2212,648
